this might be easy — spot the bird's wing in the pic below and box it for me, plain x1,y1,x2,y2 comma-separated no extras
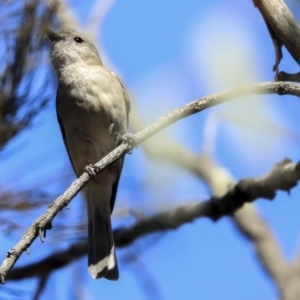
56,88,77,175
111,72,131,126
109,156,124,213
109,72,130,212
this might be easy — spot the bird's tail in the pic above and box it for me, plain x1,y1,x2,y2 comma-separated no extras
87,203,119,280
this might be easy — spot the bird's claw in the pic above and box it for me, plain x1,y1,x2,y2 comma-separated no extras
122,133,137,154
84,164,100,177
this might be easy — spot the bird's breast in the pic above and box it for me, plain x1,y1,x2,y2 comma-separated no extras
56,64,127,175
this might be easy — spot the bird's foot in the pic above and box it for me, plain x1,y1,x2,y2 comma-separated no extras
85,164,100,182
122,133,138,154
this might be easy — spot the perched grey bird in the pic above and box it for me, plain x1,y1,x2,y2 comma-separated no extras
47,28,130,280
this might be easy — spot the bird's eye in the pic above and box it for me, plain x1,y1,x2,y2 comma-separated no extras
74,37,84,44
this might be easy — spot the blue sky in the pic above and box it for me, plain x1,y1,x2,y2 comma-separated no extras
1,0,300,299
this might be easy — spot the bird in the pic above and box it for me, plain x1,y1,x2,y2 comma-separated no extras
47,28,130,280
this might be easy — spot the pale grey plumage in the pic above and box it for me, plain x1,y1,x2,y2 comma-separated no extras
47,28,130,280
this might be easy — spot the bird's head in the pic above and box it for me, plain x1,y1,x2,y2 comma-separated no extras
47,28,102,73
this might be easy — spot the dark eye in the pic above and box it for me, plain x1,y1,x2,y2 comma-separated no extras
74,37,84,44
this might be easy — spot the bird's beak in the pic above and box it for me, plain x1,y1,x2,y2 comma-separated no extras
46,30,60,43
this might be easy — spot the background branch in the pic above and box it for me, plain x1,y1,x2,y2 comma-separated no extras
253,0,300,81
5,158,300,282
2,80,300,283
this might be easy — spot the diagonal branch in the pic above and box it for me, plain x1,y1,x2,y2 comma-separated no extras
5,158,300,281
114,158,300,247
0,81,300,283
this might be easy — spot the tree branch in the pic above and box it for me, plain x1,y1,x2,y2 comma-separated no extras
233,206,299,300
114,158,300,246
6,243,86,280
0,81,299,283
254,0,300,66
4,158,300,281
253,0,300,79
